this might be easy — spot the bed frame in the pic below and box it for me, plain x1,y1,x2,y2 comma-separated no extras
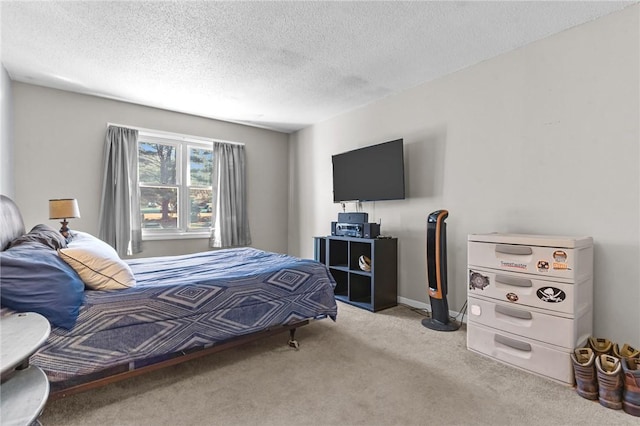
49,322,307,400
0,195,309,400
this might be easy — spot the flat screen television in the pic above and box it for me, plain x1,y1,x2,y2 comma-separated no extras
332,139,405,203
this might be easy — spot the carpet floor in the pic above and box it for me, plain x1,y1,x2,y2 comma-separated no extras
41,302,637,425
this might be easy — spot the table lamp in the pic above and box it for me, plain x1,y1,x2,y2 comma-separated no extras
49,198,81,238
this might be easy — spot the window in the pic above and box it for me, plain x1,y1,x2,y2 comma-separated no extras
138,133,214,239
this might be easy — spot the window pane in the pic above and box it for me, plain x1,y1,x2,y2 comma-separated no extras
139,142,177,184
189,147,213,187
189,189,213,229
140,187,178,229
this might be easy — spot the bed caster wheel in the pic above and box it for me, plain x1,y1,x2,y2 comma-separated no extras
288,339,299,350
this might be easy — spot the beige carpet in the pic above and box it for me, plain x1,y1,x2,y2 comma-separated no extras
41,302,636,425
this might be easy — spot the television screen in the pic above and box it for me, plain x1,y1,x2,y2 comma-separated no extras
332,139,405,203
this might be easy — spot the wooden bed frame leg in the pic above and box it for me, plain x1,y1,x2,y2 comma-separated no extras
288,328,299,350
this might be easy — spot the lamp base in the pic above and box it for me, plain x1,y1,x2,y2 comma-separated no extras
59,220,70,238
421,317,459,332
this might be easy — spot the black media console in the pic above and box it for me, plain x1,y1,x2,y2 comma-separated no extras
314,236,397,312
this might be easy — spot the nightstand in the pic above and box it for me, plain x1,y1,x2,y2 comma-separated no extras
1,312,51,426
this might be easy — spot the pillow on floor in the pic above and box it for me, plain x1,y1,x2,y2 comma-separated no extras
0,244,84,329
58,231,136,290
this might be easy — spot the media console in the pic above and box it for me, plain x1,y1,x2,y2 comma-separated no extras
314,235,397,312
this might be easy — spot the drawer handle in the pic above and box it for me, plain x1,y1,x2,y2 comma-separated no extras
495,244,533,255
495,275,533,288
494,334,532,352
495,305,533,320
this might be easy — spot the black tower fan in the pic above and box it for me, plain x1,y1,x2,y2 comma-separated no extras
422,210,458,331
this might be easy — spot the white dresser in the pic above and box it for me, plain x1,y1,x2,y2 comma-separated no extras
466,233,593,384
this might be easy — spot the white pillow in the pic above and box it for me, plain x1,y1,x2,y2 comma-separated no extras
58,231,136,290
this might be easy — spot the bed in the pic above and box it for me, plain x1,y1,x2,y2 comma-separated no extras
0,195,337,399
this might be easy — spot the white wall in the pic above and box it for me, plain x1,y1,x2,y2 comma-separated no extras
12,83,290,256
289,6,640,344
0,65,13,197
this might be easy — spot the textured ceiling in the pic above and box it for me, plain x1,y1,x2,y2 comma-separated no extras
0,1,634,133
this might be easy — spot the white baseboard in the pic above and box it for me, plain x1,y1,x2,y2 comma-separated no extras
397,296,467,324
397,296,431,311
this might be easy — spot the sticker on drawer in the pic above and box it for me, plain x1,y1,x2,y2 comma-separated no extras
537,287,566,303
536,260,550,273
469,271,490,291
552,250,569,271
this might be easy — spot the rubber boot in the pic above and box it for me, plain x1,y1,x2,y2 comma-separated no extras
571,348,598,400
596,354,623,409
589,337,613,357
613,343,640,360
621,357,640,417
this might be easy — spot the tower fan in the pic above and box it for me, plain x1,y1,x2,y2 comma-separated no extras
422,210,458,331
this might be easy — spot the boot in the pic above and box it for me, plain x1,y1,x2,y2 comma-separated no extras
613,343,640,360
588,337,613,356
621,357,640,417
571,348,598,400
596,354,623,409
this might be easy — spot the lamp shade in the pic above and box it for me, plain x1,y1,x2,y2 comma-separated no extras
49,199,81,219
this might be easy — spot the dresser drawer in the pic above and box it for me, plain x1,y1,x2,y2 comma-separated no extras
467,322,574,384
467,238,593,281
468,267,592,315
467,296,591,349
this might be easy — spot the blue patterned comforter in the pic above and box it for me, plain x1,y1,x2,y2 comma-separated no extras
32,248,337,383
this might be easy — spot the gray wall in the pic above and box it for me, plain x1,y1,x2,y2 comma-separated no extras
0,66,13,198
289,6,640,344
11,83,290,256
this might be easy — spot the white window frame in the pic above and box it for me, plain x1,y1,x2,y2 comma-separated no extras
138,132,214,241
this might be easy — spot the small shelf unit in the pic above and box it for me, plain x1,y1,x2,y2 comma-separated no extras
1,312,51,426
314,236,397,312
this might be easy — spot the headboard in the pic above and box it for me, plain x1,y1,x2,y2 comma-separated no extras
0,195,26,251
